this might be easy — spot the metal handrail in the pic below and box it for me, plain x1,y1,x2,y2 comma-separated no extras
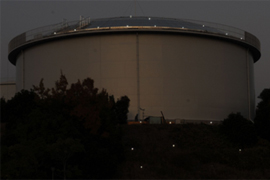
8,17,260,56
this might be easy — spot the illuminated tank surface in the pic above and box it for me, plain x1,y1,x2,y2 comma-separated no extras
8,16,261,121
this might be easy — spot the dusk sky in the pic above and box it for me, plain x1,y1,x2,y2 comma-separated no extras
1,0,269,103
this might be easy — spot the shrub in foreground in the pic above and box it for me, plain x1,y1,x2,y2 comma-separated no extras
220,113,257,148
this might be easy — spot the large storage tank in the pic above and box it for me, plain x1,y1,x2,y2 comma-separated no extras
8,16,261,121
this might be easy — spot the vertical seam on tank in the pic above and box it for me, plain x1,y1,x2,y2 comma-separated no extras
136,32,140,120
99,36,102,88
22,50,25,89
246,48,251,120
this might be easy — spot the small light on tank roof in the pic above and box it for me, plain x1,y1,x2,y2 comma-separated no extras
148,18,151,20
130,15,132,18
74,29,76,31
54,32,56,35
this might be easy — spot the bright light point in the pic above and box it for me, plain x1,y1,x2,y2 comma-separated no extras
226,33,228,35
130,15,132,18
140,121,142,124
74,29,76,31
239,149,242,152
140,166,143,168
131,147,134,150
172,144,175,147
54,32,56,34
97,26,99,28
126,25,129,27
210,121,213,124
148,18,151,20
169,122,172,124
182,27,184,28
240,37,243,40
202,25,205,27
154,25,156,27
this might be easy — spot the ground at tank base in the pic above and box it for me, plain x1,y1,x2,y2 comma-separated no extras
116,124,270,179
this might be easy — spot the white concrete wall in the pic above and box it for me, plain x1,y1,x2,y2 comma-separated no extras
15,33,255,120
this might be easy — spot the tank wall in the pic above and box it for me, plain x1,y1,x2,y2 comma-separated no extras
16,52,24,91
248,50,256,120
138,34,250,120
20,34,139,118
0,84,16,100
16,33,254,120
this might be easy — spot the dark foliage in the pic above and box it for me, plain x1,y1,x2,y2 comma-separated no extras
115,96,130,124
254,88,270,141
220,113,258,148
0,90,37,124
118,124,270,179
1,74,129,179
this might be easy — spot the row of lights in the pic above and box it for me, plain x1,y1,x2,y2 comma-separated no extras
129,15,151,20
201,24,244,40
135,149,242,169
131,144,176,169
138,120,173,124
52,23,244,41
131,141,243,170
137,121,215,124
131,144,176,151
223,32,244,40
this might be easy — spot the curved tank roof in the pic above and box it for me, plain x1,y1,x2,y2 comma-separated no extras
8,16,261,65
82,16,221,33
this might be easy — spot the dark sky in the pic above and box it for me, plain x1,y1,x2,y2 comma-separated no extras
1,0,269,103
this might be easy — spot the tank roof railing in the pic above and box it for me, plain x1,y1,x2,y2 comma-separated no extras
8,16,260,58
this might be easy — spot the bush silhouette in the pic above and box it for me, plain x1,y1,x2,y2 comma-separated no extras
254,88,270,141
220,113,257,148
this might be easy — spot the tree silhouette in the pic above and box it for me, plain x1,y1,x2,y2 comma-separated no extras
1,74,128,179
254,88,270,141
115,96,130,124
220,112,257,148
